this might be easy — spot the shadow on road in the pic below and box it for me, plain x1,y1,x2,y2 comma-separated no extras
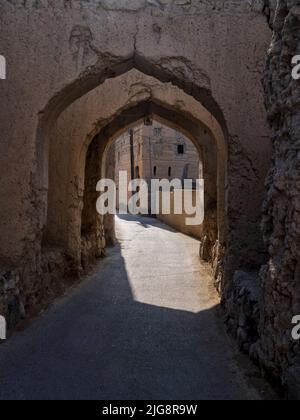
0,217,272,400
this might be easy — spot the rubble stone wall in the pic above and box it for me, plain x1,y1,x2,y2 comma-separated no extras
258,0,300,398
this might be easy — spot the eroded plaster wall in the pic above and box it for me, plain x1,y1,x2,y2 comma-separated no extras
257,0,300,398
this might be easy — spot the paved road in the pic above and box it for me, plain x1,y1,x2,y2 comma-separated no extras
0,215,264,400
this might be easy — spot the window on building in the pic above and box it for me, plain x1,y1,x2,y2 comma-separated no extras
168,167,172,177
153,166,157,176
177,144,185,155
144,116,153,126
154,127,162,137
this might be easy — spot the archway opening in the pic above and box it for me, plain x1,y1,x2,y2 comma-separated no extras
82,118,204,268
42,68,227,296
80,108,218,271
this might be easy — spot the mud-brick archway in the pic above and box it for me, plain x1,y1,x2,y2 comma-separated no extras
36,57,228,229
81,101,220,267
0,2,272,329
43,69,227,276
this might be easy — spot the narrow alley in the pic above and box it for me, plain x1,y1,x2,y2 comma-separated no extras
0,216,266,400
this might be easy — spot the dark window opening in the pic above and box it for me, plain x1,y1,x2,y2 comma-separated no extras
168,167,172,177
177,144,184,155
144,116,153,126
154,127,162,137
153,166,157,176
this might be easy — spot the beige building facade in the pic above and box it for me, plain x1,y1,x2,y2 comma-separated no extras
110,121,200,187
105,121,202,238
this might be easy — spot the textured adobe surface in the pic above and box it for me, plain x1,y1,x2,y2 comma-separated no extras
259,0,300,398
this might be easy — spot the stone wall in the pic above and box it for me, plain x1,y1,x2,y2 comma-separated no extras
258,0,300,398
225,0,300,398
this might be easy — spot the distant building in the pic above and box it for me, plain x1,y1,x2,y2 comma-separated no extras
109,121,200,189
